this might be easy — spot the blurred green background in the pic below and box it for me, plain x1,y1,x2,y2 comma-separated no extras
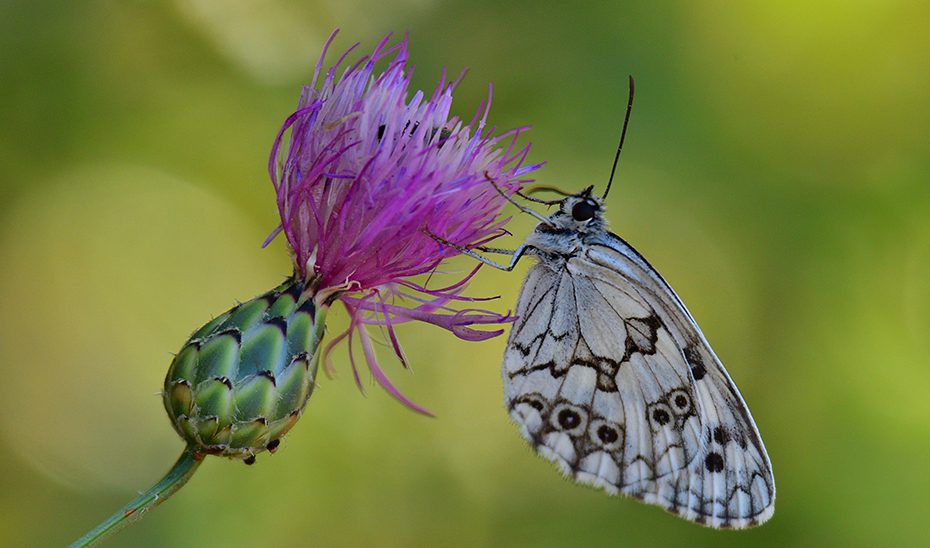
1,1,928,546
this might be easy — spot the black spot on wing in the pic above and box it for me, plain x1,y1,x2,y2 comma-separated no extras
652,407,671,426
557,407,582,430
597,424,619,444
704,452,724,473
685,345,706,380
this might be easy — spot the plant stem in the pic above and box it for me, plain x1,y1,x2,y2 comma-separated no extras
70,446,204,547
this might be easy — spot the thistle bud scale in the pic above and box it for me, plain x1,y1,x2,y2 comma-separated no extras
162,277,322,460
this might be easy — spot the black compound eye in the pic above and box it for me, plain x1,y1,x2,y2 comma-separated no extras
571,200,598,222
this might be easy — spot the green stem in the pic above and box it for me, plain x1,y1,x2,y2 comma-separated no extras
70,446,204,547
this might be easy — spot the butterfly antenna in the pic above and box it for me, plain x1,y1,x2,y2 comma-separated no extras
514,190,561,206
603,75,635,199
525,184,577,204
526,185,573,197
484,172,554,226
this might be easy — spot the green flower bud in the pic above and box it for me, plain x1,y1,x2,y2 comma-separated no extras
162,277,324,463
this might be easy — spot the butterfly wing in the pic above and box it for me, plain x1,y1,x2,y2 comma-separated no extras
503,233,775,528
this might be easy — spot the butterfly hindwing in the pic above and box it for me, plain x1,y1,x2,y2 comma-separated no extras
503,227,774,529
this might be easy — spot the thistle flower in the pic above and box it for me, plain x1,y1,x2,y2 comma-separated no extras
267,31,539,414
74,31,539,546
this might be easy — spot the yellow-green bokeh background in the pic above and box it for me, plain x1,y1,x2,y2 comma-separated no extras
1,1,928,546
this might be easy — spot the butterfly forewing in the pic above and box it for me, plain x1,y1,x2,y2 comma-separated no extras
503,198,774,529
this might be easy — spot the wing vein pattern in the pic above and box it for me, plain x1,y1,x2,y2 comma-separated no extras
504,231,774,529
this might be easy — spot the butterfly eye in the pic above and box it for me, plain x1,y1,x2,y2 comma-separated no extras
571,200,598,222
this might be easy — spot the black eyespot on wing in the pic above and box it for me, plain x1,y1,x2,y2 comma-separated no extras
588,419,624,451
558,408,580,429
597,424,619,444
668,389,693,416
549,402,587,436
650,405,672,427
571,200,598,222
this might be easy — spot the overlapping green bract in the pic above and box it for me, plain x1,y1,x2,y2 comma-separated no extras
163,277,323,461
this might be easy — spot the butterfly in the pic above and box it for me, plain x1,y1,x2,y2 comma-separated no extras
430,77,774,528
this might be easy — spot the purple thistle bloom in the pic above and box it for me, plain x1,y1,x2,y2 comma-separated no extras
267,31,541,415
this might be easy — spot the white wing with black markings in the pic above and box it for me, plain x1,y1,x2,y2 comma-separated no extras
502,191,775,529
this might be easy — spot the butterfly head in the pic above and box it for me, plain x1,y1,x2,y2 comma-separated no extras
548,186,605,234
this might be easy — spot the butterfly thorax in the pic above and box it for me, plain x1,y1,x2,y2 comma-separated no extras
525,190,607,262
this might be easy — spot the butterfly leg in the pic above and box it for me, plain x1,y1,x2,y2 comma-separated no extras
423,228,530,271
483,171,554,226
476,246,515,255
459,244,529,271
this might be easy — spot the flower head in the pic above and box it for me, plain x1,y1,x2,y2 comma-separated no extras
268,31,540,414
